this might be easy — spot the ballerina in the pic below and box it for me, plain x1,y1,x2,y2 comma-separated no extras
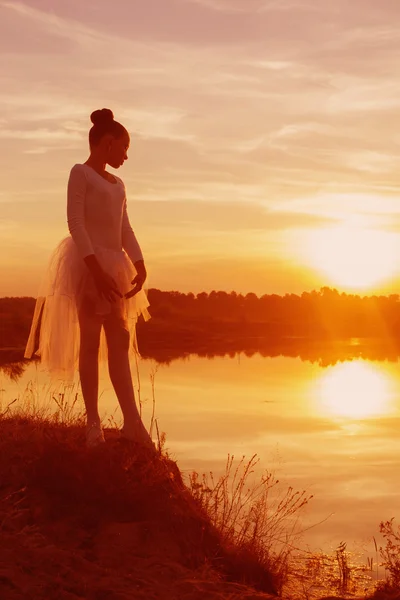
25,108,152,449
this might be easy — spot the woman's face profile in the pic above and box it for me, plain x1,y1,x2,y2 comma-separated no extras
107,130,130,169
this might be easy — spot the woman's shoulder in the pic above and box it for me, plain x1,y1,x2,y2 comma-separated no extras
69,164,124,183
113,173,125,187
68,163,87,177
70,163,87,172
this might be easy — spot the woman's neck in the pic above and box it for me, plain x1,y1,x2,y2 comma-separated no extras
85,154,107,174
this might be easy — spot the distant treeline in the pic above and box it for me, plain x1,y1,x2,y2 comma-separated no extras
1,297,36,350
1,287,400,353
144,287,400,339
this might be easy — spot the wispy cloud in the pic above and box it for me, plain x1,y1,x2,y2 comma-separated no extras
1,1,106,47
183,0,266,13
2,0,400,294
185,0,323,13
0,128,82,141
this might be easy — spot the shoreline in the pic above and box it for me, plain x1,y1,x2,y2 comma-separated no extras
0,415,394,599
0,416,279,600
2,334,400,371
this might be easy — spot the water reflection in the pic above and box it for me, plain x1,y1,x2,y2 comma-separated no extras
1,337,400,382
314,361,394,420
0,361,26,382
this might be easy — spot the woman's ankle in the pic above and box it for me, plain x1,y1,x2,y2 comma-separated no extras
86,416,101,429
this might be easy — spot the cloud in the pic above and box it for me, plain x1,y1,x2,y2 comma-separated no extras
279,193,400,220
2,0,400,294
120,108,196,143
0,127,82,142
342,150,400,174
184,0,323,13
183,0,266,13
1,1,106,48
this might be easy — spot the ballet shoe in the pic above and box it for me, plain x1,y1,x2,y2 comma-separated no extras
86,422,106,448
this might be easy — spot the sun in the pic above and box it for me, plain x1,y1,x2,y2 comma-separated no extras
304,225,399,290
314,361,393,420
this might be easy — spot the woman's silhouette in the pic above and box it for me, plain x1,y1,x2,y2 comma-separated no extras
25,108,152,449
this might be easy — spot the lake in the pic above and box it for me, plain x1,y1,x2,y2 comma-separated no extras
1,349,400,558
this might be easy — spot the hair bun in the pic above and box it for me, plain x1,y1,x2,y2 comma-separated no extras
90,108,114,126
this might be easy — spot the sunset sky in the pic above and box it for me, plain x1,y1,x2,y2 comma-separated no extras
1,0,400,297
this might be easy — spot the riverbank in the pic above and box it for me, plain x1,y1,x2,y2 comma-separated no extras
1,416,399,600
0,416,280,600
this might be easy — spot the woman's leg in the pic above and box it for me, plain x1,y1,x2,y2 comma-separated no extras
78,297,103,428
103,311,151,444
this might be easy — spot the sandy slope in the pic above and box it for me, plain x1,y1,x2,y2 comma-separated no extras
0,418,276,600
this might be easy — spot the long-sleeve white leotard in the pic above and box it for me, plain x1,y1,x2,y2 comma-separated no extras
67,163,143,264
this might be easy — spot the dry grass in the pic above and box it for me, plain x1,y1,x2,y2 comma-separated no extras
189,454,312,594
372,518,400,597
0,407,279,599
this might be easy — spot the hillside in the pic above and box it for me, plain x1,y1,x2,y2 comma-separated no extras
0,417,278,600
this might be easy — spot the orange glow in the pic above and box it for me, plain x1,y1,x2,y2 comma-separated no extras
314,361,393,420
304,226,399,290
2,2,400,297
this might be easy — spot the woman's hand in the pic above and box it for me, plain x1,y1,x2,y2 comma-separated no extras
93,270,123,303
125,260,147,299
84,254,122,303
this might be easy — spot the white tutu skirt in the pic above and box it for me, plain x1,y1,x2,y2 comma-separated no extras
24,236,150,381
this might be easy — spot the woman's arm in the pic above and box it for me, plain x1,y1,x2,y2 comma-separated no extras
121,198,144,264
67,164,96,259
122,199,147,298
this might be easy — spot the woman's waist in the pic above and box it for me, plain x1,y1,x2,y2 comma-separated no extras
85,231,124,255
61,234,126,258
93,242,124,255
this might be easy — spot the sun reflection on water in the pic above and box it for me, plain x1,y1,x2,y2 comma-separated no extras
314,360,394,420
